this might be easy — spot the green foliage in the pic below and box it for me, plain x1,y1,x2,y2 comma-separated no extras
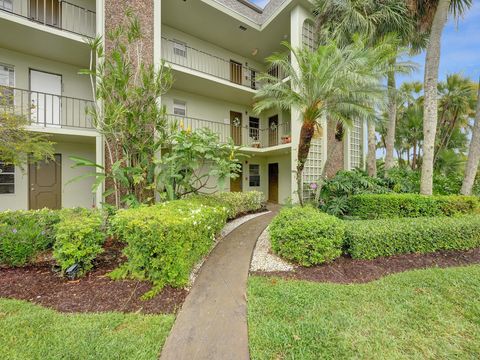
188,191,265,220
157,128,242,200
0,90,55,166
345,215,480,259
0,298,174,360
348,193,480,219
248,266,480,359
318,169,391,216
53,210,106,277
76,13,173,207
109,200,228,298
269,207,345,266
0,209,61,266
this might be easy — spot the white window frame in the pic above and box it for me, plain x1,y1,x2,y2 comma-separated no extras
0,161,15,194
173,40,187,57
0,0,13,11
0,63,14,87
173,99,187,116
249,164,260,187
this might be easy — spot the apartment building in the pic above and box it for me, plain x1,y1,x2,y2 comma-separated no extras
0,0,365,210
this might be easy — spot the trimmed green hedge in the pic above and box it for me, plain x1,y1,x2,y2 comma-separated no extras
53,210,106,277
347,194,480,219
0,209,61,266
269,207,345,266
110,200,228,298
188,191,265,220
345,215,480,259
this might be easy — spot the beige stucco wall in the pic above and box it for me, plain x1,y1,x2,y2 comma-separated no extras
0,47,93,100
0,138,96,211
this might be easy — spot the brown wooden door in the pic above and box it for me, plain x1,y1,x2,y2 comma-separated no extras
230,111,242,146
268,163,279,203
230,60,242,85
269,115,279,146
29,154,61,210
230,165,242,192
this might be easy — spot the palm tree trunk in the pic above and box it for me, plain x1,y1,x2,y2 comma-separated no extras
296,120,316,206
420,0,450,195
367,121,377,177
461,83,480,195
384,68,397,171
412,140,418,170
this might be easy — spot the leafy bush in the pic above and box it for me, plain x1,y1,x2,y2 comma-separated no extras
188,191,265,219
269,207,345,266
345,215,480,259
0,209,61,266
53,210,105,277
348,194,480,219
110,200,228,298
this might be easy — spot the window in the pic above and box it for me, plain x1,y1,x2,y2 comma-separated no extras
173,40,187,57
302,19,316,51
250,69,258,89
0,162,14,194
249,117,259,141
173,99,187,116
0,0,13,11
0,64,14,105
249,164,260,187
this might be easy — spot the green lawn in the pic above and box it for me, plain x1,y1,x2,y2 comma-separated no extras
248,266,480,360
0,299,174,360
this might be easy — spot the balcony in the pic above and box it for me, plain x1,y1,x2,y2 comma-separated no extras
1,86,95,130
166,114,291,150
161,37,261,91
0,0,96,37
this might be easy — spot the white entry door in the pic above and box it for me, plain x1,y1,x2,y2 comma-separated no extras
30,70,62,126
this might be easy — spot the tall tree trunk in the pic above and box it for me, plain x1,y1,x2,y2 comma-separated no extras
296,120,316,206
412,140,418,170
367,121,377,177
384,68,397,171
461,83,480,195
420,0,450,195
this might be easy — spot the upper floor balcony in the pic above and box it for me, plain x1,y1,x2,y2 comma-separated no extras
0,0,96,38
166,113,291,151
1,85,95,131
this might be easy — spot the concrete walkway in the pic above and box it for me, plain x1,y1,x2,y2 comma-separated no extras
160,210,277,360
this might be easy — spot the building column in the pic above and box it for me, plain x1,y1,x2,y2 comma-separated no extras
289,5,311,203
95,135,104,208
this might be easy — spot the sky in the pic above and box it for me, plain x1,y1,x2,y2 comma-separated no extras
250,0,480,84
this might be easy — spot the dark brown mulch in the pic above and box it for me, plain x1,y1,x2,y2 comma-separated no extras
252,248,480,283
0,242,187,314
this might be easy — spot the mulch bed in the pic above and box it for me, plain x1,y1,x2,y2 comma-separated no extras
252,248,480,283
0,241,187,314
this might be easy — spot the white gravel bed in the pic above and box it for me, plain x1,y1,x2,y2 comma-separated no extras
188,211,271,287
250,226,294,272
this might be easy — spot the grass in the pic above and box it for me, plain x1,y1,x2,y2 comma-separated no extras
248,265,480,360
0,299,174,360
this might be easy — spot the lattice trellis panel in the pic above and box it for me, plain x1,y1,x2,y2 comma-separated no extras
302,20,316,51
303,137,323,200
350,119,363,169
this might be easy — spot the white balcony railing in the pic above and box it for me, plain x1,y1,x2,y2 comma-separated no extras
0,0,96,37
166,114,291,148
1,85,95,129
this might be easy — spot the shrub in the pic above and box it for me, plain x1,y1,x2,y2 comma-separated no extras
347,194,480,219
0,209,61,266
109,200,228,298
53,210,105,277
345,215,480,260
269,207,345,266
188,191,265,219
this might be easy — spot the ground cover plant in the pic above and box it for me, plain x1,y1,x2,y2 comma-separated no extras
0,298,174,360
248,266,480,360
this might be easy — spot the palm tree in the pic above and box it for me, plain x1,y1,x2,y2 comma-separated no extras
406,0,472,194
367,120,377,176
254,38,391,205
314,0,417,174
461,81,480,195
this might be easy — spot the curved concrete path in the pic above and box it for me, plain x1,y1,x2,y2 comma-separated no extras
160,210,277,360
